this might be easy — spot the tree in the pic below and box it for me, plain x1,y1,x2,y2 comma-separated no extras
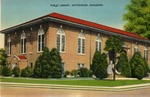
2,66,12,76
130,52,149,79
49,48,62,78
33,47,51,78
91,51,108,79
116,52,131,77
0,48,8,66
123,0,150,40
91,51,101,73
104,36,124,80
12,66,20,77
21,66,33,77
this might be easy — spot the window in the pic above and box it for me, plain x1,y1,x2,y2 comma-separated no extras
21,32,26,54
29,62,33,68
7,37,11,55
77,63,85,69
78,31,85,54
56,29,66,52
134,44,138,53
95,34,102,52
62,62,65,75
144,46,148,61
38,27,45,51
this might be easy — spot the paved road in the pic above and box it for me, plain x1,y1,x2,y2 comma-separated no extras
1,86,150,97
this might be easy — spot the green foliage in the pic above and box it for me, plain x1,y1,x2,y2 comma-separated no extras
123,0,150,40
91,52,108,79
87,70,93,77
0,48,8,66
12,66,20,77
33,47,51,78
79,68,89,77
133,65,144,80
33,47,63,78
63,71,70,77
104,36,124,80
71,69,80,77
0,65,3,75
2,66,12,76
104,36,124,54
50,66,62,78
130,52,149,79
116,52,131,77
21,66,33,77
50,48,62,78
91,51,101,73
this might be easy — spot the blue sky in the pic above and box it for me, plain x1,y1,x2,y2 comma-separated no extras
1,0,130,30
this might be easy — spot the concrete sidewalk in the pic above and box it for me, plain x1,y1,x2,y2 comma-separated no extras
1,82,150,92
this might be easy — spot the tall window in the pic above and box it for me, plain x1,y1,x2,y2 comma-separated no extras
144,46,148,61
95,34,102,52
38,27,45,51
21,32,26,54
7,37,11,55
57,29,66,52
134,44,138,53
78,31,85,54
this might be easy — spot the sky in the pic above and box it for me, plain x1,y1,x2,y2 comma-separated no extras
0,0,130,48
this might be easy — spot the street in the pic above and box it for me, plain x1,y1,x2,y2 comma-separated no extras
1,86,150,97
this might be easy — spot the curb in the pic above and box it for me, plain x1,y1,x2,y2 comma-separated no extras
1,82,150,92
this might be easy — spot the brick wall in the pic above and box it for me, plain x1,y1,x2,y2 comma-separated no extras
4,21,150,71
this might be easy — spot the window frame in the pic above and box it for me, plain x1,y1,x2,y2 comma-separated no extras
95,34,102,52
37,26,45,52
144,46,148,61
20,32,26,54
78,31,85,54
7,37,11,55
77,63,85,70
56,29,66,53
134,44,138,53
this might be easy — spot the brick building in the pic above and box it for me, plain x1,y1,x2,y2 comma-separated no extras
1,13,150,71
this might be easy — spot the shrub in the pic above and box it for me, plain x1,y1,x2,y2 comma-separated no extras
133,65,144,80
21,66,33,77
50,66,62,78
49,48,62,78
33,47,51,78
0,65,3,75
116,52,131,77
79,68,89,77
71,69,80,77
2,66,11,76
88,70,93,77
63,71,70,77
12,66,20,77
130,52,149,79
91,52,108,79
91,51,101,73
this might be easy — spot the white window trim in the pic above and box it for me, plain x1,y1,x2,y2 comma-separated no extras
56,29,66,53
7,37,11,55
144,46,148,60
77,63,85,69
37,26,45,52
95,34,102,52
21,32,26,54
134,44,138,53
78,31,85,55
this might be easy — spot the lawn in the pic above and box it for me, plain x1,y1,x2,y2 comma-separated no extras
1,77,150,87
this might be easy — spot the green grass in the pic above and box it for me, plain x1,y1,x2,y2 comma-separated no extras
1,77,150,87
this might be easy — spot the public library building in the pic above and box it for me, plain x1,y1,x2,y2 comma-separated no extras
1,13,150,71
